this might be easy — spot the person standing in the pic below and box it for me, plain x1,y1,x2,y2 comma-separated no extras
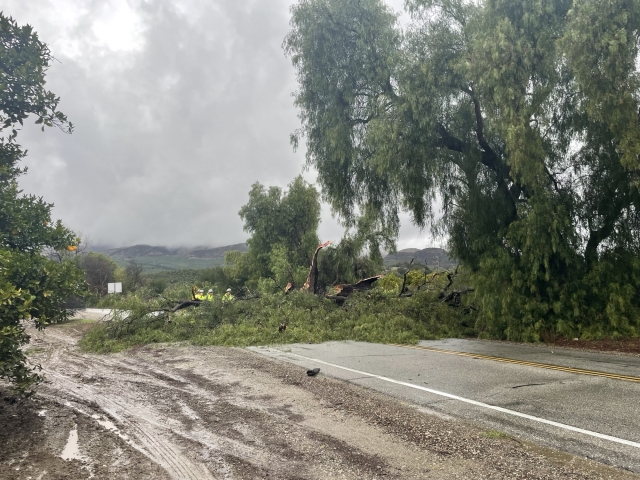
222,288,234,303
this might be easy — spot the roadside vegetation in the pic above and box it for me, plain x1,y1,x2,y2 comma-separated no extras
0,14,85,391
79,172,478,354
79,276,474,354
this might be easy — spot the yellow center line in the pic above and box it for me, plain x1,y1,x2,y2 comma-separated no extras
388,343,640,383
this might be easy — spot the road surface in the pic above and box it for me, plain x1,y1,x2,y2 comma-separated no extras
251,339,640,474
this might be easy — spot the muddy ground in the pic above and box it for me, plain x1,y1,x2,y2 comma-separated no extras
546,337,640,356
1,321,638,480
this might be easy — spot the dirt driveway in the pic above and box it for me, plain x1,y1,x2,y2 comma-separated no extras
0,321,637,480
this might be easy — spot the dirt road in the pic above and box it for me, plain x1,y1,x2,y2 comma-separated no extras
1,321,637,479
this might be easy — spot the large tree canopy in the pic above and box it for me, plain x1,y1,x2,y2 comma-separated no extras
239,175,321,282
286,0,640,340
1,13,83,390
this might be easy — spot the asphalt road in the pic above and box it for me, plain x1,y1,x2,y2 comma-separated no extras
250,340,640,474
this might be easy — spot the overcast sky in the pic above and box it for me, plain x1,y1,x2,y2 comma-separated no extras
6,0,440,250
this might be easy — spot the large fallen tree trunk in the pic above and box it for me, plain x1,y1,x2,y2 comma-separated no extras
333,275,384,297
167,300,202,312
324,275,384,304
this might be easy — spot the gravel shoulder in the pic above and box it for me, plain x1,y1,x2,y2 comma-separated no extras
1,321,638,479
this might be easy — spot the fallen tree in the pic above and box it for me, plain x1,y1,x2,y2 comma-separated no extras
324,275,384,305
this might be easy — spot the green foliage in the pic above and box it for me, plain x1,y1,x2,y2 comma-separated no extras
110,255,224,273
149,277,168,294
221,250,258,289
80,290,472,353
377,272,403,293
123,261,145,293
0,13,84,390
269,244,309,289
286,0,640,340
239,176,320,283
78,252,117,296
317,236,383,290
146,268,202,287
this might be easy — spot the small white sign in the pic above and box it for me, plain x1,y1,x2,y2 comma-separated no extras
108,282,122,294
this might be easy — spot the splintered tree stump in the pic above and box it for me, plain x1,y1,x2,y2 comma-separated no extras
302,241,332,294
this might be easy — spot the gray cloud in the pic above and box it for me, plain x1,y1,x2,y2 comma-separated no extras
7,0,434,249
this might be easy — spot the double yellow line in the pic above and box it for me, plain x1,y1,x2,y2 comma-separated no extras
388,343,640,384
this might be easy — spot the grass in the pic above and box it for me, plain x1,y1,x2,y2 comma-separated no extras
59,318,96,326
111,256,224,273
79,290,476,354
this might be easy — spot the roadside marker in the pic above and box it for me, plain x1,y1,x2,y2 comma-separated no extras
279,350,640,450
388,343,640,384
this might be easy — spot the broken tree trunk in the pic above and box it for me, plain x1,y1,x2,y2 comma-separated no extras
438,287,474,306
333,275,384,297
168,300,202,312
302,240,332,294
324,275,384,304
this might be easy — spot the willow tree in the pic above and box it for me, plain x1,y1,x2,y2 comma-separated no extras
285,0,640,340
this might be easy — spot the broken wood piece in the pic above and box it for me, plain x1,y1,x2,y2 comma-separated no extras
302,240,332,294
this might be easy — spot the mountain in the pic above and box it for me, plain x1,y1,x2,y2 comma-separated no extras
96,243,455,273
97,243,248,272
103,245,175,259
102,243,248,260
185,244,248,259
383,247,456,270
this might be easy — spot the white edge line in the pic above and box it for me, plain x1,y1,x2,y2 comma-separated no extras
271,349,640,450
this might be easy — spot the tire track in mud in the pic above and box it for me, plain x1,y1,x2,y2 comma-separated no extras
36,329,219,480
40,338,300,479
45,369,217,480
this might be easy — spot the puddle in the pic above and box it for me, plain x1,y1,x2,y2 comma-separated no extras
91,414,130,441
179,402,201,421
97,418,118,431
92,414,117,431
60,425,83,461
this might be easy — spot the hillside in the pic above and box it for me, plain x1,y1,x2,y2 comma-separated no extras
98,243,248,272
383,247,456,270
96,243,454,273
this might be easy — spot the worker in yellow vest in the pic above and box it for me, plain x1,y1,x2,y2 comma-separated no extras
222,288,234,303
206,289,214,301
195,289,205,301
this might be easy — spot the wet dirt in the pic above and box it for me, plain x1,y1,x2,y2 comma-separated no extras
1,321,638,479
547,337,640,356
